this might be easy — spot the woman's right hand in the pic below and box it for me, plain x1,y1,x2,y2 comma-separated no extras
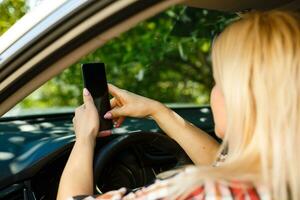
104,84,163,127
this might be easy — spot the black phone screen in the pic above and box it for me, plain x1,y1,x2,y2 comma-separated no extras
81,63,113,131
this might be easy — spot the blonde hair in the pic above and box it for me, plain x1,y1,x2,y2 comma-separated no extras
168,10,300,200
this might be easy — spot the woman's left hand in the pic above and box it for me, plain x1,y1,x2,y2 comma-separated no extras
72,88,111,144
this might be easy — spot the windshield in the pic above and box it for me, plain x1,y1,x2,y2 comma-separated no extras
3,5,236,118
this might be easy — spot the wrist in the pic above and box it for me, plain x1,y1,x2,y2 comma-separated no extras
150,101,169,120
75,136,96,148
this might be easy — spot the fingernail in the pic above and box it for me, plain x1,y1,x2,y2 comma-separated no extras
104,112,112,119
83,88,90,96
118,187,126,193
99,130,112,137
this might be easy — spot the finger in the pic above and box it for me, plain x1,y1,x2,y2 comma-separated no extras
112,117,118,123
108,83,122,98
98,130,112,137
75,105,85,113
112,117,122,127
83,88,94,108
104,107,126,119
110,98,118,108
75,106,82,113
115,117,125,128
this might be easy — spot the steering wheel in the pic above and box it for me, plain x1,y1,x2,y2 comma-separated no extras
93,132,192,193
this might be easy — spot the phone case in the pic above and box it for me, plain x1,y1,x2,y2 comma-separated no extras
81,63,113,131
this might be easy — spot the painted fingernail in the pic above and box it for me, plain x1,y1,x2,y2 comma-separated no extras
83,88,90,96
118,187,126,193
104,112,112,119
99,130,112,137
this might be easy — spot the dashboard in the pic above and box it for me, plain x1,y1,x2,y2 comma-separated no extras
0,106,217,200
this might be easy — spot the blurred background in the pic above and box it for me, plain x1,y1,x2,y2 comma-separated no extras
0,0,236,116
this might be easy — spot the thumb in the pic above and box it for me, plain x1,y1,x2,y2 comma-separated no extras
104,106,126,119
83,88,94,107
108,83,122,98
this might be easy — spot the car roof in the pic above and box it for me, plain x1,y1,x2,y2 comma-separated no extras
0,0,182,116
0,0,67,54
1,0,299,57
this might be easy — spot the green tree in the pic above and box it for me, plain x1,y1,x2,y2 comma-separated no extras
13,6,237,110
0,0,27,35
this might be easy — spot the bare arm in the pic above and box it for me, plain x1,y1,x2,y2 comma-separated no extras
151,103,220,165
57,139,95,200
57,89,102,200
106,84,220,166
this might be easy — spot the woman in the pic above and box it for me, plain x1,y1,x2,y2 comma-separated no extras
57,10,300,200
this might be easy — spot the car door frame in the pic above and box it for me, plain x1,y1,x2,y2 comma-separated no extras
0,0,184,116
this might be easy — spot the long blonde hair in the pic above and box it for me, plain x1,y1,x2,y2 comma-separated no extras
168,10,300,200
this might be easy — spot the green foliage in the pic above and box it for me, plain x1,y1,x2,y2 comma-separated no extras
15,6,237,109
0,0,27,35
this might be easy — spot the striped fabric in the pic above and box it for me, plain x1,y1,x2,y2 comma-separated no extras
72,169,269,200
71,154,267,200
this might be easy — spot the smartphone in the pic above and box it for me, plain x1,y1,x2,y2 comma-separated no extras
81,63,113,131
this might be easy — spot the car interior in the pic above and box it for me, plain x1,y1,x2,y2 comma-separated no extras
0,0,299,199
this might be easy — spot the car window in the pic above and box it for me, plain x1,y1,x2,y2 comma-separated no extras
3,6,237,118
